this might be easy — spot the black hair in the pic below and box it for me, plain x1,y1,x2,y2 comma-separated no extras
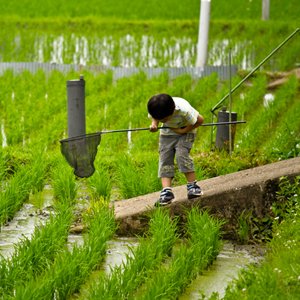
147,94,175,120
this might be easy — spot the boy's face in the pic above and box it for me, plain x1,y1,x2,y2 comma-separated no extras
158,114,172,123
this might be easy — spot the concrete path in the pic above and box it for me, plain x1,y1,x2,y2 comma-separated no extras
114,157,300,237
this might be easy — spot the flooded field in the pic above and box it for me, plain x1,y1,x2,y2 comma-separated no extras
1,32,255,69
0,187,264,298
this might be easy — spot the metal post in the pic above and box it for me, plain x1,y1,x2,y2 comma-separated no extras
215,107,237,151
196,0,211,68
228,48,233,154
67,75,86,138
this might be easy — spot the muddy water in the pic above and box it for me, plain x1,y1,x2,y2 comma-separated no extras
104,239,263,298
179,242,264,299
0,188,53,258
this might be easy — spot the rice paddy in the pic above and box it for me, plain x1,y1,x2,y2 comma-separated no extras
0,0,299,298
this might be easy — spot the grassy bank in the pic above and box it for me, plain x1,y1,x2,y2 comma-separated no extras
213,176,300,300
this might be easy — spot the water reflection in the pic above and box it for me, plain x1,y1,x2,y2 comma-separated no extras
179,242,264,299
30,33,253,68
0,188,53,258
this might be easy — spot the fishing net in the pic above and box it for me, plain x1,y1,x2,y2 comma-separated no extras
59,122,246,178
60,132,101,178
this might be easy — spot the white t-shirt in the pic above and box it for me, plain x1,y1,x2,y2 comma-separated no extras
160,97,199,136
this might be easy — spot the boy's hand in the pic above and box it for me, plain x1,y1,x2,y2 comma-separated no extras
171,114,204,134
150,119,159,132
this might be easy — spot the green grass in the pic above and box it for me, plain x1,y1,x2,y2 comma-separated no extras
86,208,178,299
0,154,47,225
0,68,298,199
138,208,223,299
217,176,300,300
13,201,116,299
0,192,74,297
0,0,299,20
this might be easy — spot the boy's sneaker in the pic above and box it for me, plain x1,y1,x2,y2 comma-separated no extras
187,181,203,199
155,188,174,207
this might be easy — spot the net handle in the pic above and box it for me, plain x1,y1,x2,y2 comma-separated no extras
100,120,246,134
60,121,246,142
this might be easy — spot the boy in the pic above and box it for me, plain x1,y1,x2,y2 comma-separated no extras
147,93,204,207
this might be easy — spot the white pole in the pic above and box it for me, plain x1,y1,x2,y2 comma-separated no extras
262,0,270,20
196,0,211,68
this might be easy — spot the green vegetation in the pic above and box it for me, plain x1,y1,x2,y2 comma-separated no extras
0,163,75,297
213,176,300,300
138,209,223,299
0,70,298,200
0,0,298,69
14,201,116,299
86,208,178,299
0,155,47,225
0,0,299,20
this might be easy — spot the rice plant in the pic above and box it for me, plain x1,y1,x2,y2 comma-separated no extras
0,153,77,297
261,76,299,159
137,208,223,299
87,168,112,201
86,207,178,299
0,150,8,181
236,75,296,152
115,153,161,199
0,0,299,21
0,197,74,297
51,158,78,206
0,154,47,225
13,201,116,300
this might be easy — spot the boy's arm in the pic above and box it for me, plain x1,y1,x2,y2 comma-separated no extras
171,114,204,134
149,118,159,132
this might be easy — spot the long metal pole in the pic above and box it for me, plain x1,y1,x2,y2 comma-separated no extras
60,121,247,142
228,48,233,155
100,121,246,134
210,28,300,115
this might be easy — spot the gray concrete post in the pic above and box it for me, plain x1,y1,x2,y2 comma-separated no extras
215,107,237,151
67,75,86,138
196,0,211,68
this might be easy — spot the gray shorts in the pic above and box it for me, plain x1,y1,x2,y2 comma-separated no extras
158,133,196,178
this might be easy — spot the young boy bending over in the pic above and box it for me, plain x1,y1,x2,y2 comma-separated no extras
147,93,204,207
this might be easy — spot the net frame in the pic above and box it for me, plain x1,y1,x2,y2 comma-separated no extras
60,132,101,178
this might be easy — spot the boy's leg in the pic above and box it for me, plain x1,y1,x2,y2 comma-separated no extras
176,134,203,199
184,171,196,183
156,136,177,206
184,172,203,199
161,177,172,188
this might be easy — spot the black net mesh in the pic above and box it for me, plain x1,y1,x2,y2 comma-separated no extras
60,133,101,178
